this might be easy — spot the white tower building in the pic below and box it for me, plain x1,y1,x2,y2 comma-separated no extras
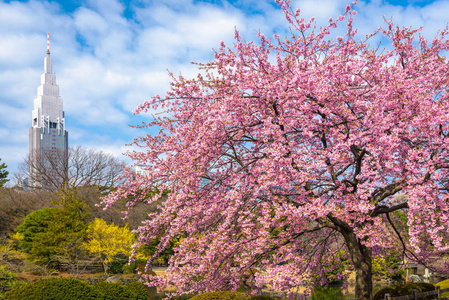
28,33,68,189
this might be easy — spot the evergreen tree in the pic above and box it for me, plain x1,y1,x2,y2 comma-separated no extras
28,188,90,265
14,207,58,252
0,158,9,188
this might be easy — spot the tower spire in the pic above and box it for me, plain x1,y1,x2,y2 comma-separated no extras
44,33,52,74
47,32,50,54
29,33,68,189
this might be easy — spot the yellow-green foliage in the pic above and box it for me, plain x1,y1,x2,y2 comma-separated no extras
0,237,27,261
83,218,135,273
372,254,404,282
0,265,25,297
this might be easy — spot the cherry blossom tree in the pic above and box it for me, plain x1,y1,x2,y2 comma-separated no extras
104,1,449,299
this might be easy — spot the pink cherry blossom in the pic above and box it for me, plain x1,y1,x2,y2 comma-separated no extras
104,1,449,299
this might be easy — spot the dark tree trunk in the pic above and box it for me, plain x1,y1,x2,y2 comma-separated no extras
342,230,373,300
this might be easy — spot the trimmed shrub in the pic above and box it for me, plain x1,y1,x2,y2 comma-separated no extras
190,291,275,300
92,281,148,299
4,277,149,300
4,277,96,300
373,282,435,300
127,281,151,299
311,286,345,300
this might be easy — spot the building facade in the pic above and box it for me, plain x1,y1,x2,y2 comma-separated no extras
28,34,68,189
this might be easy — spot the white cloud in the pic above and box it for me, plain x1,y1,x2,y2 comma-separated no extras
0,34,43,68
74,8,109,42
0,68,39,105
86,0,125,18
133,3,245,64
293,0,349,22
0,1,53,32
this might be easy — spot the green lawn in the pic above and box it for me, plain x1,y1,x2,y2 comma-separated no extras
435,279,449,297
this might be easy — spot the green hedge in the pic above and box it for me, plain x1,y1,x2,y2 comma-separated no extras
373,282,435,300
93,281,148,300
4,277,148,300
190,291,274,300
311,286,346,300
4,277,96,300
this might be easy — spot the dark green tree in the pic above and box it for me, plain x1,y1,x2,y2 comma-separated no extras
0,158,9,188
14,207,58,252
28,189,90,265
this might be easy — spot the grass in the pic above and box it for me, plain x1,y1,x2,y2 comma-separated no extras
435,279,449,297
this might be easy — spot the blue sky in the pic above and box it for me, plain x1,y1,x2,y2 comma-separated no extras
0,0,448,182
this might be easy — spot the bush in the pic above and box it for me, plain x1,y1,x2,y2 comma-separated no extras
109,253,129,274
4,277,96,300
122,263,135,274
373,282,435,300
14,207,57,253
4,277,149,300
0,266,25,298
190,291,275,300
92,281,148,299
372,254,405,284
127,281,150,299
122,260,157,275
311,286,345,300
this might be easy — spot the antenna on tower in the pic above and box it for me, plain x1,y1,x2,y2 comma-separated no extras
47,32,50,54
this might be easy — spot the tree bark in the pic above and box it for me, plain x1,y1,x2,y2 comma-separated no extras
342,230,373,300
